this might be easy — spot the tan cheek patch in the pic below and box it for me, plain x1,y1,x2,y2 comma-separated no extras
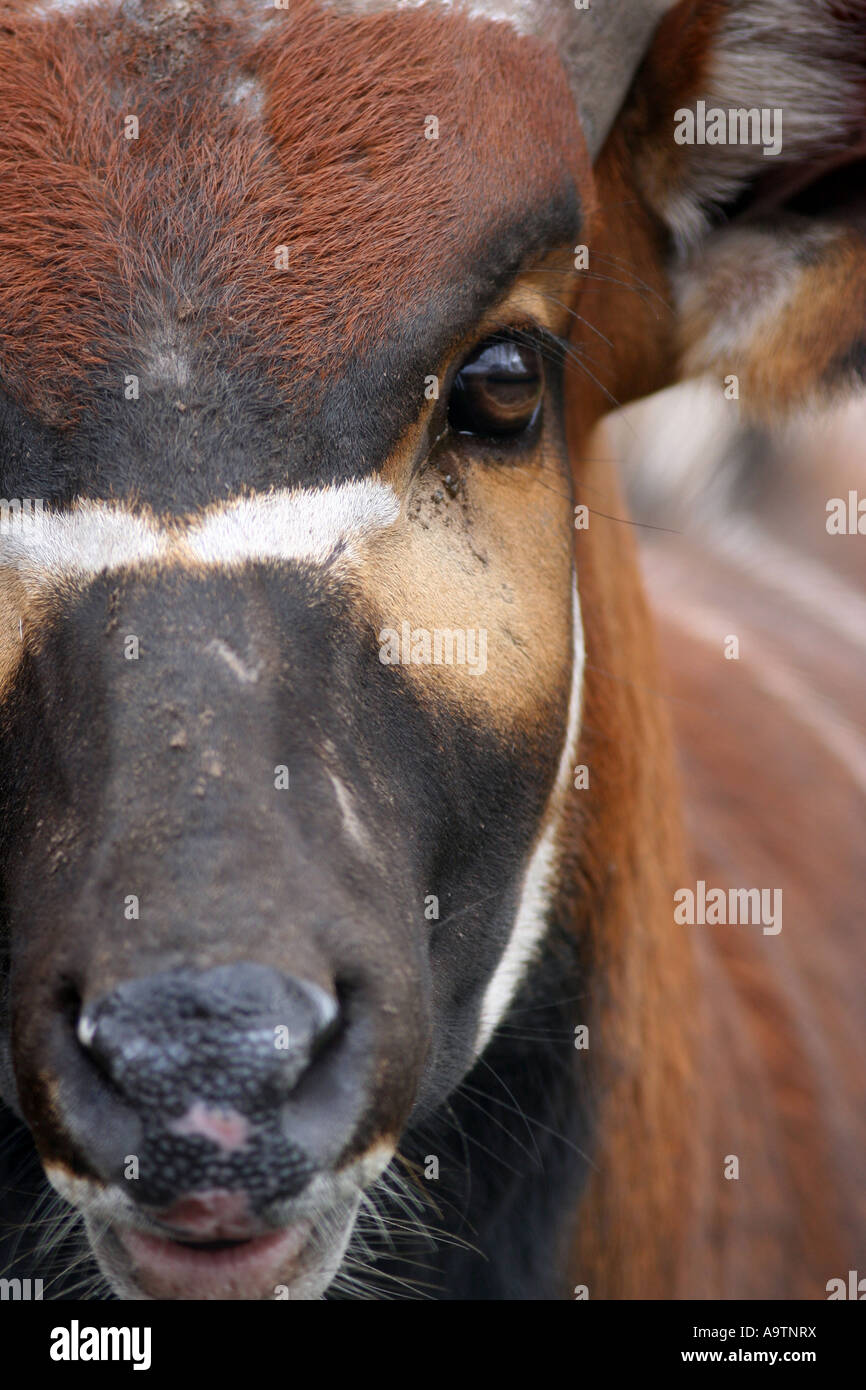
0,568,33,693
360,443,574,728
0,565,88,695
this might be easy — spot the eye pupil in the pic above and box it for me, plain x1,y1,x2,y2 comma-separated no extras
448,338,543,438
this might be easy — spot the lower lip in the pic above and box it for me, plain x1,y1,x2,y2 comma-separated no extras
117,1221,313,1299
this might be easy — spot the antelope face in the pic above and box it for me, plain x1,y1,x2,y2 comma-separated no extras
6,0,864,1302
0,0,593,1299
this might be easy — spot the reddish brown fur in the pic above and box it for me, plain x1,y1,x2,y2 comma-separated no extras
561,431,866,1294
0,0,589,424
624,0,727,208
562,438,696,1297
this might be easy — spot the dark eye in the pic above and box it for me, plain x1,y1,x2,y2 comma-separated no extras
447,338,543,438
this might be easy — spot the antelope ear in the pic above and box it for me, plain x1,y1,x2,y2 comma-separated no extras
628,0,866,414
531,0,677,159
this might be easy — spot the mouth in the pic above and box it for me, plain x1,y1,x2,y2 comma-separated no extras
97,1201,366,1300
54,1147,395,1300
114,1223,314,1299
110,1221,316,1301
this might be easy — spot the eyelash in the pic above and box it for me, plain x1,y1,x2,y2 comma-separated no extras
417,322,560,473
470,323,558,366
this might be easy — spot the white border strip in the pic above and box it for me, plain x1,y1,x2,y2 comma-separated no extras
474,574,585,1053
0,482,401,586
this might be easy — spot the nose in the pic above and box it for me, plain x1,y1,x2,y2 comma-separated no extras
70,963,343,1209
79,963,339,1116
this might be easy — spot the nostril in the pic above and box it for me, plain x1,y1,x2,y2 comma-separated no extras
55,976,83,1032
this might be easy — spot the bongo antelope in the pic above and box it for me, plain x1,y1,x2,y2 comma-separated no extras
0,0,864,1300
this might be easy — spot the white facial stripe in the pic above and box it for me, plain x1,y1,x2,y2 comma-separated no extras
0,502,167,587
185,482,401,569
0,481,401,589
34,1,96,11
333,0,532,34
474,574,585,1054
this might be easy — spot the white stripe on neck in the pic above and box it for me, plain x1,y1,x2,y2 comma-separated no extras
474,574,585,1053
